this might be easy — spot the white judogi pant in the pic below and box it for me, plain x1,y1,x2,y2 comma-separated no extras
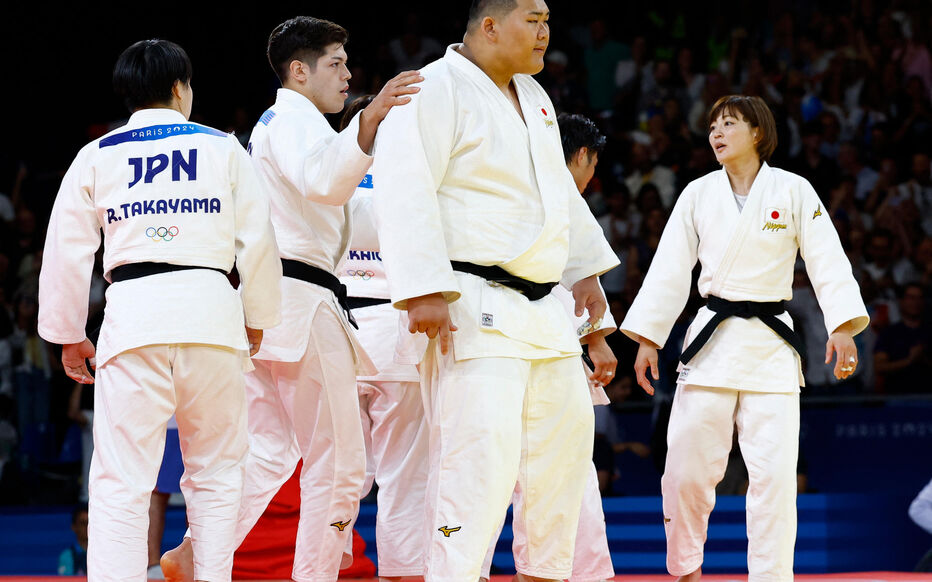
481,461,614,581
421,343,593,582
233,306,366,582
358,379,428,576
89,344,247,582
663,384,799,581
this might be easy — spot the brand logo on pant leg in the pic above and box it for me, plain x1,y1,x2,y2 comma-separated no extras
438,525,462,537
330,520,351,531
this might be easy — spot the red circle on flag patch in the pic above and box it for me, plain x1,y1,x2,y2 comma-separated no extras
771,211,780,219
541,108,547,115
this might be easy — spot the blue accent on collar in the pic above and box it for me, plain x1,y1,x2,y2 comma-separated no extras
358,174,373,189
259,110,276,125
99,123,227,148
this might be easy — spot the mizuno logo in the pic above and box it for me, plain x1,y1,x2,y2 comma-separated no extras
438,525,462,537
330,520,351,531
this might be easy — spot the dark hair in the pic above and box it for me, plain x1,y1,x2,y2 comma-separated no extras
467,0,518,31
113,40,192,112
340,95,374,131
71,504,88,524
267,17,348,83
558,113,606,163
707,95,778,162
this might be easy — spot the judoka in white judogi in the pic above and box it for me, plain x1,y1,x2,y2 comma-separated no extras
338,178,429,578
373,42,618,581
39,105,282,582
621,151,868,579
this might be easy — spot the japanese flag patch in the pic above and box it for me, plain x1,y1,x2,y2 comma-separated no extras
762,207,788,232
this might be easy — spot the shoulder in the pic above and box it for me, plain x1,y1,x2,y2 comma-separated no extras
768,165,814,193
682,170,720,197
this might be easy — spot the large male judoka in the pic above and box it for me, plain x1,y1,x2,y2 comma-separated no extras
372,1,618,580
38,39,282,582
162,16,421,582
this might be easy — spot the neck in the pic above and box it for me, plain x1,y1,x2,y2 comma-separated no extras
459,40,514,90
282,81,319,110
724,157,763,195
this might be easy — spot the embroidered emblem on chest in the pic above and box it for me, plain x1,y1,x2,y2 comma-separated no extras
762,207,788,232
541,107,555,128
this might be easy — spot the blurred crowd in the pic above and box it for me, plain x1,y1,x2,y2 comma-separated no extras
2,1,932,504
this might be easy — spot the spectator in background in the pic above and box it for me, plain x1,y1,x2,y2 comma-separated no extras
58,505,88,575
625,142,677,209
10,288,53,433
789,120,841,201
537,50,588,114
874,283,931,393
387,12,443,71
894,151,932,237
584,19,627,113
864,228,918,290
836,141,880,204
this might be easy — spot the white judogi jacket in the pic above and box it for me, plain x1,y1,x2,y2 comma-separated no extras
373,45,619,363
248,88,374,371
340,183,388,301
38,109,282,365
621,163,869,392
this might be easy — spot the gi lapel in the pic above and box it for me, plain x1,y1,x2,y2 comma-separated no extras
501,76,571,280
709,163,774,297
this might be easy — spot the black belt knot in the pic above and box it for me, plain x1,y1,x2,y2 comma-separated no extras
282,259,358,329
450,261,556,301
679,295,804,365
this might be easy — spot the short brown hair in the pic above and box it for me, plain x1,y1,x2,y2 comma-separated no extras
267,17,348,83
707,95,778,162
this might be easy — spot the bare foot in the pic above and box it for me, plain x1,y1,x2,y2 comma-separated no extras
677,567,702,582
161,537,194,582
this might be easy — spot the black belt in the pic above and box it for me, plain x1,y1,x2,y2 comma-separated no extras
679,295,805,365
110,262,227,282
282,259,357,329
346,296,391,310
450,261,557,301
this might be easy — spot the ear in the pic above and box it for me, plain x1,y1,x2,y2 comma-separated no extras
170,80,185,101
481,16,497,41
288,59,308,84
574,147,589,166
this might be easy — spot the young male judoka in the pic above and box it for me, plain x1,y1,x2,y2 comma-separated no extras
371,1,619,580
38,39,282,582
162,16,421,582
621,95,869,582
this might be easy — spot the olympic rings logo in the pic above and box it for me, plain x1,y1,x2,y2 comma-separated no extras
145,226,180,242
345,269,375,280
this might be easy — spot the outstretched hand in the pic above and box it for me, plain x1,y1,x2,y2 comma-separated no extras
62,339,96,384
357,70,423,152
